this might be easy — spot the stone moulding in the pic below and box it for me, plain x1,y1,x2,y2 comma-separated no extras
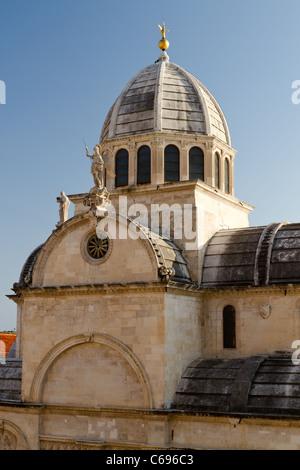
39,434,168,450
33,213,94,287
0,419,29,450
80,227,113,266
31,213,164,288
29,333,153,408
10,281,201,301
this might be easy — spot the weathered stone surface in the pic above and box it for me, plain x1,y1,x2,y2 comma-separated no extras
100,61,230,145
173,355,300,417
202,223,300,288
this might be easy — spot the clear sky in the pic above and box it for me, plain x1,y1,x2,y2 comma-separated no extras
1,0,300,330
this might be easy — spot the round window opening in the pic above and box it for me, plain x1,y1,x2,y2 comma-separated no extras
87,233,109,260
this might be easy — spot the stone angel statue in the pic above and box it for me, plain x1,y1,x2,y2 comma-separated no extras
85,146,104,188
85,145,115,189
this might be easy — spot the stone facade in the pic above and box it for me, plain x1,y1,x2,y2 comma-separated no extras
2,48,300,451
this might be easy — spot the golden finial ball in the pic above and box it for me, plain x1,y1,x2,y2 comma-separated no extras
159,39,169,51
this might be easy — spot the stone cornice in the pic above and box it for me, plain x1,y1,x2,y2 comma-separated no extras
9,281,300,301
9,280,199,300
2,402,300,425
67,178,252,212
100,131,236,156
199,284,300,297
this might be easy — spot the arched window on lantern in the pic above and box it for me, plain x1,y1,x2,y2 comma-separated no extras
225,158,230,194
164,145,180,182
215,152,220,189
223,305,236,349
189,147,204,181
115,149,129,187
137,145,151,184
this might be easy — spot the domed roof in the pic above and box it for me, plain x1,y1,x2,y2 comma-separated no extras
100,58,231,145
201,222,300,288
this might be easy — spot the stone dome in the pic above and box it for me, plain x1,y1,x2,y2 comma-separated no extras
100,59,231,145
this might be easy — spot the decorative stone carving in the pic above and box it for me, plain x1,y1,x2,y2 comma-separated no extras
151,136,165,146
40,438,102,450
0,429,17,450
180,139,189,150
56,191,70,228
205,141,214,150
128,141,137,150
83,186,111,218
80,228,113,266
260,305,271,319
158,266,175,281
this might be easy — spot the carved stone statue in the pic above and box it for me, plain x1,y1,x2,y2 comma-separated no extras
83,145,113,218
86,146,104,189
56,191,70,228
159,266,175,281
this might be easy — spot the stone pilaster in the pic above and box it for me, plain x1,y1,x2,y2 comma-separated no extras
128,141,136,186
151,136,165,185
180,140,189,181
205,141,215,187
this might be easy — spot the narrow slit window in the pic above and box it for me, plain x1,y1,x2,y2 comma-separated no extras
215,153,220,189
115,149,129,187
225,158,230,194
189,147,204,181
164,145,180,182
137,145,151,184
223,306,236,349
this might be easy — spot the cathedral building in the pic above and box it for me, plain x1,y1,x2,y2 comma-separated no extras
1,25,300,450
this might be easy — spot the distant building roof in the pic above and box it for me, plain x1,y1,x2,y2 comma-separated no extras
0,334,16,357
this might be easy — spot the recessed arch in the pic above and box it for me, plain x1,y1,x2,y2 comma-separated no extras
29,333,153,408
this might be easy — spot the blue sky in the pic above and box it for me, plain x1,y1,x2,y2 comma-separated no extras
1,0,300,330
